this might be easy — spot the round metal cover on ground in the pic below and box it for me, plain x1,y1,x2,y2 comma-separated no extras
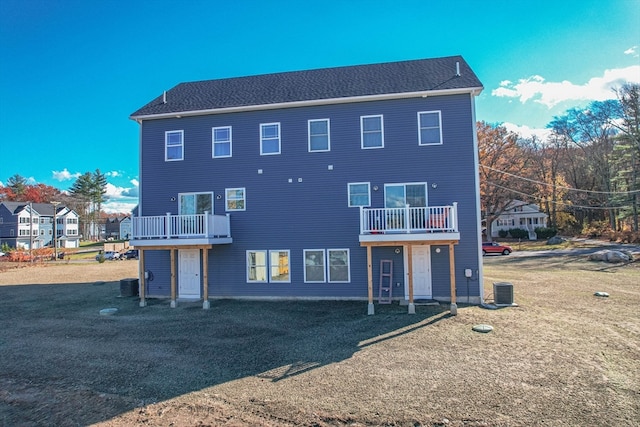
472,324,494,333
594,292,609,297
99,308,118,316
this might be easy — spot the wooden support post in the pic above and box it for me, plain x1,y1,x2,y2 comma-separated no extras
138,249,146,307
367,245,374,315
407,244,415,314
449,242,457,315
202,247,210,309
170,249,177,308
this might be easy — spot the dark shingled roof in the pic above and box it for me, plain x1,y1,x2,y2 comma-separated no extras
130,55,483,119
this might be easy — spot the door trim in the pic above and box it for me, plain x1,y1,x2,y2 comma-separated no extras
178,249,201,299
404,245,432,300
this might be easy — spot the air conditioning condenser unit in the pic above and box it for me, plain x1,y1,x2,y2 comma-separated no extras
493,282,514,306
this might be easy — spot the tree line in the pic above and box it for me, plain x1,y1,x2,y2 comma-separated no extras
1,170,109,240
480,83,640,241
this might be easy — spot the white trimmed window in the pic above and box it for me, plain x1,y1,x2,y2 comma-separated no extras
308,119,330,152
361,115,384,149
225,188,246,211
328,249,350,283
179,192,213,215
304,249,351,283
304,249,326,283
260,123,281,155
247,250,290,283
417,111,442,145
247,250,267,282
384,183,427,208
348,182,370,207
212,126,232,158
165,130,184,161
270,250,290,282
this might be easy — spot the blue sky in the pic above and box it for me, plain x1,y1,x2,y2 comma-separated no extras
1,0,639,212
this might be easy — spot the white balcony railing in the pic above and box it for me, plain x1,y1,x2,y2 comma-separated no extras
360,203,457,234
132,212,231,240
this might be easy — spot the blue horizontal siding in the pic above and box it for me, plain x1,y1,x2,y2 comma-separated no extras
139,94,481,299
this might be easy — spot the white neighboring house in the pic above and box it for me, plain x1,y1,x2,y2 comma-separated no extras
119,217,132,240
56,207,80,248
490,200,548,239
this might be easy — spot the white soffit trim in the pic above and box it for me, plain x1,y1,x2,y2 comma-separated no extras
130,86,484,121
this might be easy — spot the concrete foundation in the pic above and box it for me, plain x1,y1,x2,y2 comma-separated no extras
450,302,458,315
367,303,375,315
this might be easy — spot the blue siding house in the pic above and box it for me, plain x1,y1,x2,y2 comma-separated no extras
0,202,80,250
129,55,484,314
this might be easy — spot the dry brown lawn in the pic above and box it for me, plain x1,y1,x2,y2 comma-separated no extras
0,251,638,426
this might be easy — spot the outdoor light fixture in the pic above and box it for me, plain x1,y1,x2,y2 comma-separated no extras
431,183,438,189
373,185,379,191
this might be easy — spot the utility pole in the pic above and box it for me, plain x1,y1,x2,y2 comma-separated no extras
29,202,34,263
52,201,60,261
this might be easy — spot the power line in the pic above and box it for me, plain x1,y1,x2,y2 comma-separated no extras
480,164,640,195
485,181,633,210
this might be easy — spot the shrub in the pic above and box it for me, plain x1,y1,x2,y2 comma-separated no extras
508,228,529,239
535,227,557,239
498,229,508,238
581,220,610,238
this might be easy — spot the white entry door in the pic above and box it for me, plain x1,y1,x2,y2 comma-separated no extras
407,245,432,299
178,249,201,299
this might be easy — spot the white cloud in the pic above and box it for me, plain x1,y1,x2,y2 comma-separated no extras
491,65,640,108
105,170,121,178
624,46,638,56
105,183,124,198
502,122,551,141
103,180,138,208
102,200,137,214
0,181,4,187
130,178,139,187
52,168,81,181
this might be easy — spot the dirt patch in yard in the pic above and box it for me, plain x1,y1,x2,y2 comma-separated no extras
0,254,638,426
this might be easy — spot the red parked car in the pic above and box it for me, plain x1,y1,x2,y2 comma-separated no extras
482,242,512,255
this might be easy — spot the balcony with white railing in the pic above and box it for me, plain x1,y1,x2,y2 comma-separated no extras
359,203,460,243
130,212,232,247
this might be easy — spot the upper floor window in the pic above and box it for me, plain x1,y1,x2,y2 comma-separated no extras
348,182,370,207
361,115,384,149
308,119,330,152
260,123,281,155
165,130,184,161
212,126,232,158
384,183,427,208
417,111,442,145
225,188,246,211
179,192,213,215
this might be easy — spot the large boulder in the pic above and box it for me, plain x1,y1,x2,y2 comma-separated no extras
588,250,630,263
547,236,566,245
